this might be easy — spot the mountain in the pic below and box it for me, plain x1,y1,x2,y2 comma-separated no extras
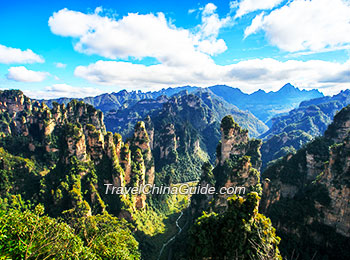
104,89,268,139
40,84,322,124
261,106,350,259
260,90,350,169
103,90,268,184
40,86,198,114
104,95,169,138
0,89,160,216
171,115,281,259
209,83,323,123
0,89,192,259
0,90,276,259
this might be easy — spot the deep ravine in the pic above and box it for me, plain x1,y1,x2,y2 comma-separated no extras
157,211,184,260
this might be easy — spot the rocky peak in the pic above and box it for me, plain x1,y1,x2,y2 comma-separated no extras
131,121,154,186
278,83,297,93
0,90,31,116
192,115,262,214
157,123,177,161
132,121,150,150
325,105,350,143
65,100,106,134
219,115,249,165
64,123,88,163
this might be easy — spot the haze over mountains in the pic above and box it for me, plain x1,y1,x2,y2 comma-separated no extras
261,89,350,169
40,83,323,124
27,83,350,171
210,83,323,123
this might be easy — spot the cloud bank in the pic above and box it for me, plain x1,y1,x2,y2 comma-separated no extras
244,0,350,52
47,2,350,96
0,44,44,64
7,66,48,82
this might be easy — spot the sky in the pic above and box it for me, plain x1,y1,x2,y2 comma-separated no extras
0,0,349,99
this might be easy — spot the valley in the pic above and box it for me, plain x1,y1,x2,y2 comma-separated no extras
1,84,350,260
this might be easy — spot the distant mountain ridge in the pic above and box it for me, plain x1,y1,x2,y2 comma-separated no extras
40,84,323,123
260,89,350,169
39,86,197,113
209,83,323,123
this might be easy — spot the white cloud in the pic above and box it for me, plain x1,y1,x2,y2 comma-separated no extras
244,0,350,52
195,3,232,55
94,6,103,14
24,84,105,99
74,58,350,95
0,44,44,64
48,5,230,65
6,66,48,82
202,3,217,15
55,62,67,68
48,4,349,97
244,12,265,38
233,0,283,18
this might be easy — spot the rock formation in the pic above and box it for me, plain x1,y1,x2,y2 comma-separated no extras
192,115,262,215
0,90,155,218
261,105,350,259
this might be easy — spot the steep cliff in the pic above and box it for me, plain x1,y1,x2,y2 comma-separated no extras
191,115,262,215
261,105,350,259
0,90,154,219
182,115,281,260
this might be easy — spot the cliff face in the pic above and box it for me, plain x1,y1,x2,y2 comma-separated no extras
156,123,178,161
187,115,281,260
261,105,350,259
219,116,249,164
320,136,350,237
0,90,107,164
131,121,155,186
148,94,215,183
0,90,154,218
192,115,262,215
218,115,262,169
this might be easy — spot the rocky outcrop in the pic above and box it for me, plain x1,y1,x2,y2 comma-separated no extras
261,105,350,259
218,115,262,169
65,127,87,163
0,90,156,217
319,136,350,237
219,115,249,165
132,121,155,186
325,106,350,143
156,123,178,161
192,115,262,214
187,116,281,260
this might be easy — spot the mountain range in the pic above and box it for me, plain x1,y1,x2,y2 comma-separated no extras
1,84,350,260
40,83,323,123
261,89,350,169
209,83,323,123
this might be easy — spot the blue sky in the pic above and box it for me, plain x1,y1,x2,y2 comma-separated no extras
0,0,349,98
